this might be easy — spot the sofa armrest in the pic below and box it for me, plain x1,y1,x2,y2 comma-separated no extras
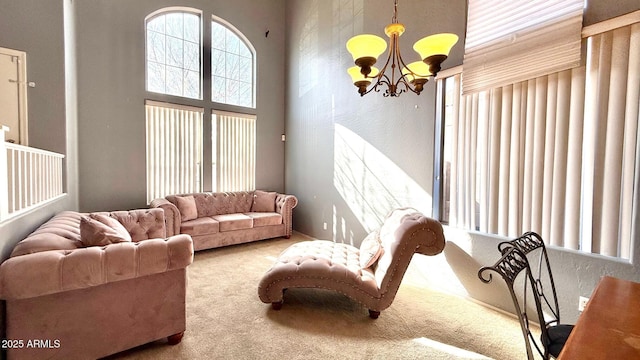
0,234,194,300
275,194,298,237
150,198,181,237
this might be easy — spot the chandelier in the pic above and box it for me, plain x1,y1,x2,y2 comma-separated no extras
346,0,458,97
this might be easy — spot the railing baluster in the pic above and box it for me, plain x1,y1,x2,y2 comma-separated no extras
1,126,65,222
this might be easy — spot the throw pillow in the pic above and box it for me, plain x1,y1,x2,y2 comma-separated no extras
175,195,198,221
80,214,132,247
359,230,384,269
251,190,276,212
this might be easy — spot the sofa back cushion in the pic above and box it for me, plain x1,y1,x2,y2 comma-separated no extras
10,209,167,257
168,192,254,218
109,209,166,241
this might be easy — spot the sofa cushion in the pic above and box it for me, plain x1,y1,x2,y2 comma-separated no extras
211,214,253,232
181,217,220,236
80,214,132,247
110,209,167,242
359,230,384,269
244,212,282,227
251,190,276,212
175,195,198,221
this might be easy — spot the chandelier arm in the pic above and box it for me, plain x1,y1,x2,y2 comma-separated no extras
392,31,423,96
371,37,394,82
368,73,393,96
390,33,399,88
361,33,395,96
394,39,425,79
359,73,392,97
400,81,421,95
391,34,413,92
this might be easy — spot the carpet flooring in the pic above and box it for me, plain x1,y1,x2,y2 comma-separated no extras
106,233,528,360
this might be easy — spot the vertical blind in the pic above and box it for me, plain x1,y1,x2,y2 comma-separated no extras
214,110,256,192
463,0,584,95
441,21,640,259
145,100,203,203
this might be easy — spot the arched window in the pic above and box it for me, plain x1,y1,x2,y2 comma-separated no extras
144,9,257,201
146,10,202,99
211,18,255,108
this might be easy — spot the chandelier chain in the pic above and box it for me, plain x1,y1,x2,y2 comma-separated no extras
392,0,399,24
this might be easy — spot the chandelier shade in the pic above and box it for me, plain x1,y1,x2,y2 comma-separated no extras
413,33,459,74
345,0,458,97
346,35,387,63
346,35,387,76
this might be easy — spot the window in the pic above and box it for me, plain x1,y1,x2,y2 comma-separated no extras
211,19,255,108
146,10,202,99
144,9,256,201
436,15,640,259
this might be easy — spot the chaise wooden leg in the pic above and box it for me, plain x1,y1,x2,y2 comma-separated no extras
167,332,184,345
285,234,291,239
368,310,380,319
271,301,283,310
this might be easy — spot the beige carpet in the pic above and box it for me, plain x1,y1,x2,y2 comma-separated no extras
106,233,528,360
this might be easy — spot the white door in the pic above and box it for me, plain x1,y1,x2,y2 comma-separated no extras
0,47,27,145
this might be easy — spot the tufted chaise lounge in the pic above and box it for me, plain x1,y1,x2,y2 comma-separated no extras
258,208,445,318
0,208,194,360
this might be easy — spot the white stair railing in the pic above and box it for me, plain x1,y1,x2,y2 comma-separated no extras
1,126,65,222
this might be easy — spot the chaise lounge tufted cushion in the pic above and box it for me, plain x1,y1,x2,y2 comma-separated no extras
258,208,445,318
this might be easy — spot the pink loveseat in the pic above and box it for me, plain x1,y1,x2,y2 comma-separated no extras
150,190,298,251
0,208,194,360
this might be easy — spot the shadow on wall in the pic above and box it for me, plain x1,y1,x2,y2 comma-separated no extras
332,123,432,239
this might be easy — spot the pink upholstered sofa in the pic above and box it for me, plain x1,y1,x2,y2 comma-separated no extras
0,208,194,360
150,190,298,251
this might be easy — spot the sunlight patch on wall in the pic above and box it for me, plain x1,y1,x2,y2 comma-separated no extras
333,124,432,233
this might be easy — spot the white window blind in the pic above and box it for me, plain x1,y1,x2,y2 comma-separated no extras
213,111,256,192
440,20,640,259
145,100,203,203
463,0,584,95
